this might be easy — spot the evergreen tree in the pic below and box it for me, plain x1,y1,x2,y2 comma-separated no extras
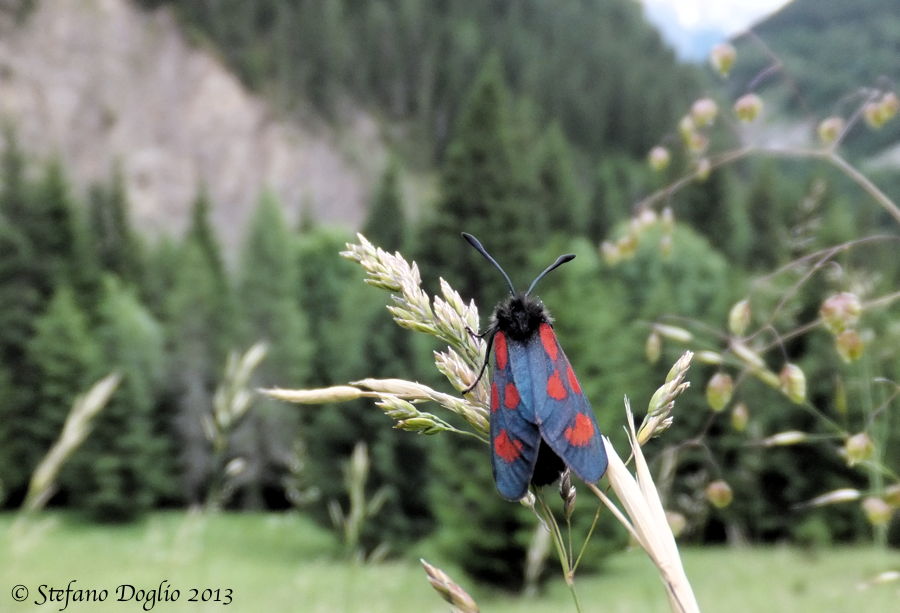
32,160,100,302
0,126,27,221
1,141,90,307
362,158,408,252
533,122,587,236
23,287,103,502
0,222,40,372
163,241,224,503
88,165,143,284
743,162,790,270
307,172,433,546
139,235,181,321
71,277,166,521
154,190,239,503
680,167,748,264
0,140,100,502
587,155,649,243
185,187,237,359
294,225,359,386
419,56,534,306
187,186,228,289
0,365,13,505
232,192,312,508
239,192,312,386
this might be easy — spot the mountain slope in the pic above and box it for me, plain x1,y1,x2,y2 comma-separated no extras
731,0,899,156
0,0,383,247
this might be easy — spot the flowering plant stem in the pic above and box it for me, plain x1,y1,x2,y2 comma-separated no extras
534,491,582,612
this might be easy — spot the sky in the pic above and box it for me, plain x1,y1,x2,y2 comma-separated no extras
640,0,794,59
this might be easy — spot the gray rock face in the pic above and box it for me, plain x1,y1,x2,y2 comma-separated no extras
0,0,382,248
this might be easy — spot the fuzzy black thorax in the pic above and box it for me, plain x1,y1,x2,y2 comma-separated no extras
491,293,552,342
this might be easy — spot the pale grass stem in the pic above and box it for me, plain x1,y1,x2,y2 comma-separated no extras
205,342,268,509
590,400,700,613
420,559,480,612
22,372,122,513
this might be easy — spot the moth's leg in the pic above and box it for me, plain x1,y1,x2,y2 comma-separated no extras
462,329,496,394
465,326,489,339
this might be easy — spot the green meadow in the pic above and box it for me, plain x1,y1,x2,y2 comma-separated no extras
2,513,896,612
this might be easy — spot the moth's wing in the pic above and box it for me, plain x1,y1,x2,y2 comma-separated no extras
490,331,541,500
526,323,608,484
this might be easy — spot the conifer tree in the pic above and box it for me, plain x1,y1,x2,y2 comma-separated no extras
32,160,100,308
164,241,224,503
587,155,648,243
186,187,237,359
743,162,788,269
0,127,27,221
1,143,90,306
232,192,312,507
0,141,99,501
362,158,408,252
294,225,359,387
23,287,103,500
88,165,143,284
0,365,13,504
239,192,312,386
308,165,433,544
140,236,181,321
187,186,228,288
534,122,587,236
0,223,40,371
680,167,747,264
157,190,238,503
418,56,535,306
71,277,166,521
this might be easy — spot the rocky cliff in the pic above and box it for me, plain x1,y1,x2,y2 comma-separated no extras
0,0,383,248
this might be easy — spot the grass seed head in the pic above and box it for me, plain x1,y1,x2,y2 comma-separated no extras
730,402,749,432
648,146,671,172
705,480,733,509
779,363,807,404
421,559,479,613
728,299,751,336
820,292,862,334
706,372,734,412
817,116,845,145
734,93,763,122
835,329,864,362
710,42,736,76
844,432,874,466
645,330,662,363
862,497,893,526
762,430,809,447
690,98,719,127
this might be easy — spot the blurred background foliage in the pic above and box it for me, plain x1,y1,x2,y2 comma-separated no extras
1,0,898,593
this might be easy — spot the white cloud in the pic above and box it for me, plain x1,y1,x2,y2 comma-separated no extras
642,0,792,35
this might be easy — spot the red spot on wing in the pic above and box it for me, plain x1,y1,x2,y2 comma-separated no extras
539,323,559,361
565,414,595,447
490,382,499,412
547,369,567,400
495,332,508,370
504,383,520,409
494,429,524,463
566,364,582,394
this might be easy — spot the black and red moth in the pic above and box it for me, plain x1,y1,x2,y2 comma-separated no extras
462,233,608,500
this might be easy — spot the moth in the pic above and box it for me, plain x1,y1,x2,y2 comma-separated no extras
462,232,608,500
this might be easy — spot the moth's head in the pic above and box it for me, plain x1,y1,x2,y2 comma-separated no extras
493,293,551,341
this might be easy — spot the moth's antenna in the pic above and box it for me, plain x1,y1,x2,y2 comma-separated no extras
461,232,516,294
525,254,575,296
